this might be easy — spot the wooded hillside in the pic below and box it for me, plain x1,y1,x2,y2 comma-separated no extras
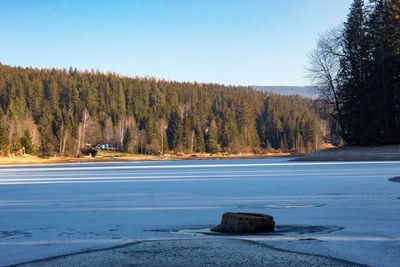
0,64,323,156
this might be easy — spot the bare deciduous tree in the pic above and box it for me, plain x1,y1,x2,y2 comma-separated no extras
116,116,135,149
104,116,114,143
308,28,344,124
58,123,68,157
76,108,91,156
159,118,167,155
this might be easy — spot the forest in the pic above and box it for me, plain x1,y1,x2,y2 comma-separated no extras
0,64,323,157
310,0,400,145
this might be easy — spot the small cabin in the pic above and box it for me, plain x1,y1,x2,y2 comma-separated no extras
94,143,110,150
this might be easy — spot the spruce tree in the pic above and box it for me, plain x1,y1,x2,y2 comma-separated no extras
205,121,219,154
144,116,160,154
122,127,132,152
195,124,205,153
167,111,183,151
20,130,34,154
0,127,8,155
39,102,54,156
340,0,369,144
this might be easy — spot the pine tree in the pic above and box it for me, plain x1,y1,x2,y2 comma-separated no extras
366,0,400,143
236,101,260,148
39,102,54,156
144,116,161,154
219,110,239,151
181,115,192,151
20,130,34,154
122,127,133,152
205,121,219,154
195,124,205,153
340,0,370,143
388,0,400,138
167,111,183,151
0,127,8,155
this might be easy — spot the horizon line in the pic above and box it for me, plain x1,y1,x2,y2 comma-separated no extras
0,62,312,88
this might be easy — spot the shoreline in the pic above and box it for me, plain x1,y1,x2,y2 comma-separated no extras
0,152,294,166
294,145,400,162
3,144,400,165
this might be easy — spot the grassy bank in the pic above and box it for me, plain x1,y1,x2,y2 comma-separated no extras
295,145,400,161
0,151,293,165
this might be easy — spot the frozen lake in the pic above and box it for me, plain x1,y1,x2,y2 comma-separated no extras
0,158,399,266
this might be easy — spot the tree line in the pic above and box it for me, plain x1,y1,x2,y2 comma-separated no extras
309,0,400,145
0,64,323,156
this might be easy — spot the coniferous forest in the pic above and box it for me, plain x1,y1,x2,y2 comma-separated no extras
310,0,400,145
0,64,323,157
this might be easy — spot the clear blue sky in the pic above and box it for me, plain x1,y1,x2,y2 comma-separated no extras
0,0,352,86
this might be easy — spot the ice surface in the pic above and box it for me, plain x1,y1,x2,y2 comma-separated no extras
0,158,399,266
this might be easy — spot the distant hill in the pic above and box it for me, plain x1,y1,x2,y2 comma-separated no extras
253,86,317,98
